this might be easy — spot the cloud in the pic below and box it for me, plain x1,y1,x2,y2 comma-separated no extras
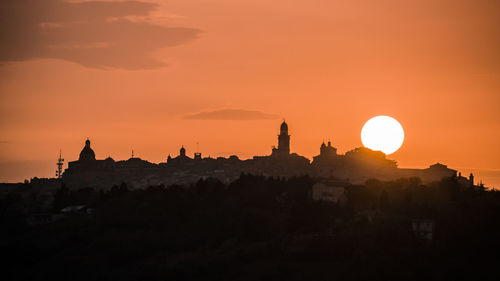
0,0,201,69
184,109,279,120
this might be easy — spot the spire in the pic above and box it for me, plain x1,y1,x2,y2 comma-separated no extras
280,120,288,135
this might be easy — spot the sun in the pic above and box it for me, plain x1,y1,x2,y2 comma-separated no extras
361,116,404,155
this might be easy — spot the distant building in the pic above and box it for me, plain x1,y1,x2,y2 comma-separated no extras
312,140,340,177
79,138,96,161
312,179,348,204
67,139,115,170
272,121,291,157
311,140,398,182
412,219,435,244
168,146,192,163
397,163,457,184
61,121,475,190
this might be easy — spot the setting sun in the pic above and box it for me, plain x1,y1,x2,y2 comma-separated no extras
361,116,405,155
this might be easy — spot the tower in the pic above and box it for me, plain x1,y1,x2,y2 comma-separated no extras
277,120,290,155
320,141,326,155
56,150,64,179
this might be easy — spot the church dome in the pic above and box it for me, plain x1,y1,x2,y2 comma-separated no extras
280,121,288,133
79,138,96,161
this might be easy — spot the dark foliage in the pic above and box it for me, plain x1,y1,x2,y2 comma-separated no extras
1,174,500,280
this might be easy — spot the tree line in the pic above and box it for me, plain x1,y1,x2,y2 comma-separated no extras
1,174,500,280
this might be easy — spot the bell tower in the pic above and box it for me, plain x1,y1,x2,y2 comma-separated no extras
277,120,290,155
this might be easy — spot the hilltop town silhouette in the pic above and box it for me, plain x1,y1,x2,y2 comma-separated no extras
62,121,478,191
1,121,497,281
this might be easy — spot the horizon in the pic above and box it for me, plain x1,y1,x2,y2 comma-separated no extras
1,120,500,189
1,0,499,187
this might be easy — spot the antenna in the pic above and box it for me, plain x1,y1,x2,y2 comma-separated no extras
131,149,134,158
56,149,64,179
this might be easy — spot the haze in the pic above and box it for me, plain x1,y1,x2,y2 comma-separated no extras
0,0,499,187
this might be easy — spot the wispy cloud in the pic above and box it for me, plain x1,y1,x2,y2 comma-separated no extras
0,0,201,69
184,109,279,120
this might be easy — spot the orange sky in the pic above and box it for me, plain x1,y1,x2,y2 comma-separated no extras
0,0,499,186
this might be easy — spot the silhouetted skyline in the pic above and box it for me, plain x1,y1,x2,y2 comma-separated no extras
0,0,499,187
1,2,499,280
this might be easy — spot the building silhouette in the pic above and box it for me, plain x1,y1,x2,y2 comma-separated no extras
62,121,472,190
272,121,290,156
79,139,95,161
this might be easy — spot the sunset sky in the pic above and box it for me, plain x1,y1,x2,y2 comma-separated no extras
0,0,499,187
